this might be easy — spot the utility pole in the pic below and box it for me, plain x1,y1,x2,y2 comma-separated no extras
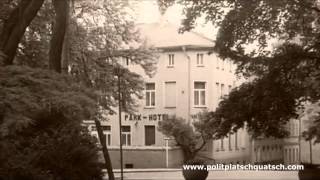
309,139,313,164
117,67,124,180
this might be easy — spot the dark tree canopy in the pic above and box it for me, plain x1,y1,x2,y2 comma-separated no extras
0,1,157,179
162,0,320,140
0,66,103,180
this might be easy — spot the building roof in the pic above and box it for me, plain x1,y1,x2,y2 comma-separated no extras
137,22,215,50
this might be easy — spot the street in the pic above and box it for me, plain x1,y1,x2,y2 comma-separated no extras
104,169,299,180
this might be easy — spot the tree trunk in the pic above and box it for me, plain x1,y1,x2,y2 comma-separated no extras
181,146,196,163
84,70,116,180
309,139,313,164
49,0,68,73
0,0,44,65
95,119,115,180
61,0,71,74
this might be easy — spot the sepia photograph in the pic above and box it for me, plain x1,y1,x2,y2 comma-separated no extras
0,0,320,179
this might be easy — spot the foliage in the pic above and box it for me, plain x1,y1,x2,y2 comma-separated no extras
0,122,103,180
0,1,157,179
0,66,102,179
67,0,157,113
157,0,175,15
158,116,209,162
0,66,97,136
1,0,157,114
168,0,320,139
300,101,320,143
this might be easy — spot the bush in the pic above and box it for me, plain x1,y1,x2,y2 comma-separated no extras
0,122,103,180
158,116,207,162
0,66,103,180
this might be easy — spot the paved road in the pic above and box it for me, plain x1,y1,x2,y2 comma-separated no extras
104,169,299,180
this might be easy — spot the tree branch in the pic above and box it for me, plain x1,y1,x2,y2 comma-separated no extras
311,6,320,13
194,134,207,154
2,0,44,65
0,0,30,49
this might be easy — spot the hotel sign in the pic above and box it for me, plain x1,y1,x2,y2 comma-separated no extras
124,114,169,121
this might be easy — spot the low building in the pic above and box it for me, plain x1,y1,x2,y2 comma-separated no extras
300,113,320,165
251,138,284,164
283,119,300,165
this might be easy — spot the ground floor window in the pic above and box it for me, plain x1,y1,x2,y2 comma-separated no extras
220,138,225,151
101,126,111,146
121,126,131,146
90,125,111,146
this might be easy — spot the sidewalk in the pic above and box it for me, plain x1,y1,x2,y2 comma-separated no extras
103,169,299,180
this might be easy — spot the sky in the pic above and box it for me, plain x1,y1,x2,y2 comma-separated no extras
129,0,217,39
128,0,279,53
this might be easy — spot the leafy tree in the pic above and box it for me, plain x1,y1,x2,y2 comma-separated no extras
0,0,68,69
1,0,157,113
0,66,102,180
66,0,157,113
161,0,320,141
0,121,103,180
300,101,320,143
1,1,157,179
157,0,175,15
0,0,45,65
158,114,214,162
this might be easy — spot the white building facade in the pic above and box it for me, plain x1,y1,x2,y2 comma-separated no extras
86,22,252,168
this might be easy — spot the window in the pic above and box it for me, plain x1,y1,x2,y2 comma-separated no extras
145,83,155,107
196,53,204,66
235,131,238,150
284,149,288,163
220,84,225,98
165,82,176,108
216,83,220,100
228,85,232,94
288,148,291,163
290,123,294,136
121,57,130,66
294,121,299,136
194,82,206,106
228,134,232,151
101,126,111,146
168,54,174,67
220,138,225,150
222,59,225,70
90,125,111,146
106,57,112,64
90,126,99,142
216,58,220,69
121,126,131,146
145,125,156,146
125,57,130,66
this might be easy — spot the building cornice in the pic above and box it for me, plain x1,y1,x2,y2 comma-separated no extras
157,45,215,52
